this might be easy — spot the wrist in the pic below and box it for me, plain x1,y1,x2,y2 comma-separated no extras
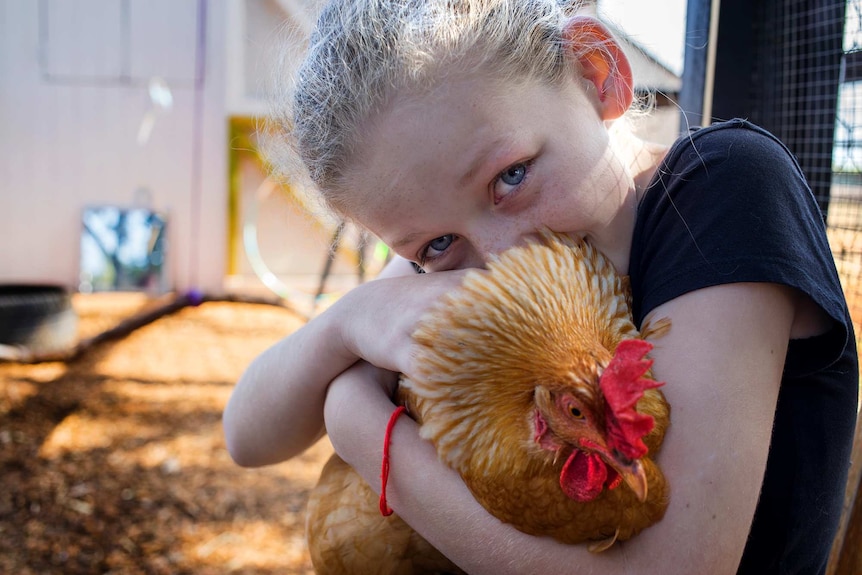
314,290,362,365
323,363,395,471
323,282,367,361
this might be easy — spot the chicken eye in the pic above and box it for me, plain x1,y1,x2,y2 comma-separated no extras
569,407,585,420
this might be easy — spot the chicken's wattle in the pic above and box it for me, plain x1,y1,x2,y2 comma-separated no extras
560,450,623,502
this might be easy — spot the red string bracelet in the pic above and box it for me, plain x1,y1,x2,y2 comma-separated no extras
379,405,407,516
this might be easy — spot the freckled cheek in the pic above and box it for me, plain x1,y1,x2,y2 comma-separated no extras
533,187,590,234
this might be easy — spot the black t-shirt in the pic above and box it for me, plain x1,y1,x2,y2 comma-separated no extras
630,119,858,574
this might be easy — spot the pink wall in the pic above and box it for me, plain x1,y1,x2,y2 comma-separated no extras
0,0,228,293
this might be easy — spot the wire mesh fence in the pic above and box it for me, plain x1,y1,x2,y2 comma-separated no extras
744,0,862,333
700,0,862,332
831,0,862,334
749,0,845,213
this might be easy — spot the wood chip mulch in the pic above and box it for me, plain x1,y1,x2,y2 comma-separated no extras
0,294,333,574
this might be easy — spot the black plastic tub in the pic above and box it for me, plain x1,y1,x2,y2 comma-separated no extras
0,285,78,354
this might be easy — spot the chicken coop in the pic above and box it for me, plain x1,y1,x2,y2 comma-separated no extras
680,0,862,572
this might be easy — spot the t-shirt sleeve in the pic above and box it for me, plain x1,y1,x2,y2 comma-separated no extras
629,119,851,376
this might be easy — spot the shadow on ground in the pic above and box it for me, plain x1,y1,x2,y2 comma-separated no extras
0,294,332,574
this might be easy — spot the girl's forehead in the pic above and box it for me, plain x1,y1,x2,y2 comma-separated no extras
351,77,525,184
357,70,554,159
353,72,581,177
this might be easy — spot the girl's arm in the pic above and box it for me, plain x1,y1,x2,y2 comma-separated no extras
222,256,463,467
324,281,797,574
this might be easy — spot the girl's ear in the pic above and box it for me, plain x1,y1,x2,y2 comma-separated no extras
563,16,634,120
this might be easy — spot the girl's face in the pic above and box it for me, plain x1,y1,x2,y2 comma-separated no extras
342,70,637,272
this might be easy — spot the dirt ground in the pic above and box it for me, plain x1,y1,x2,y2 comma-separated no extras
0,293,334,574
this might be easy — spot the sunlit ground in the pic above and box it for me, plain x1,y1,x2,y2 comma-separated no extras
0,293,333,574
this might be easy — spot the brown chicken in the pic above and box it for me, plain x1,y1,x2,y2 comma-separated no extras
306,232,670,574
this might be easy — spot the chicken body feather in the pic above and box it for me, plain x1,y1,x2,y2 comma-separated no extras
306,233,670,573
306,455,463,574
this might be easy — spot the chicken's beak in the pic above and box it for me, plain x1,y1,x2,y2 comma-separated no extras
616,459,648,502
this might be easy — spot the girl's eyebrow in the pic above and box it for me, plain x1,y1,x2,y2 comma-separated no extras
392,231,422,250
459,146,495,187
458,138,512,187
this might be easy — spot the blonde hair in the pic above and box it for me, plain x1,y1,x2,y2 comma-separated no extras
270,0,628,217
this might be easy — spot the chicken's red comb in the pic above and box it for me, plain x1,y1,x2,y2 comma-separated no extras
599,339,664,460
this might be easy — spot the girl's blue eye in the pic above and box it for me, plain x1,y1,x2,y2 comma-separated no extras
420,234,455,264
494,161,531,205
500,164,527,186
429,234,454,252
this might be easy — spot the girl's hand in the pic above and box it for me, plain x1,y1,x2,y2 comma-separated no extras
334,268,470,376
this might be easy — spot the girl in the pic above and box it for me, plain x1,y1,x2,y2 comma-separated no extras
223,1,858,573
